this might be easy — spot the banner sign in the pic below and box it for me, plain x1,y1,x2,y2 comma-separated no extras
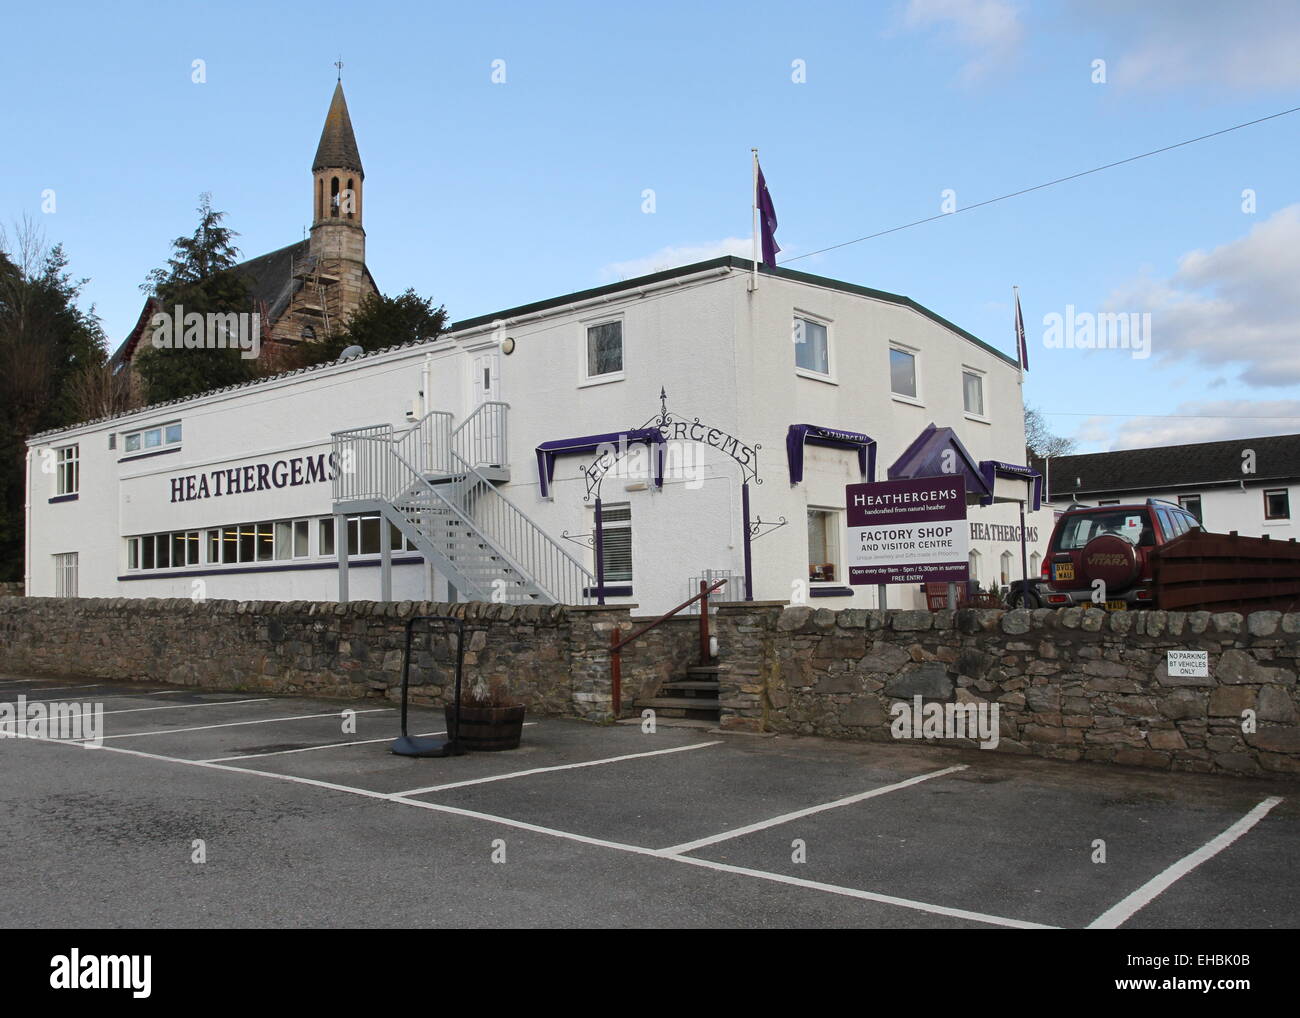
846,476,969,584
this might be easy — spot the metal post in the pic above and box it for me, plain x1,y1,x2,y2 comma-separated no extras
380,526,392,601
947,582,957,609
742,482,754,601
1019,497,1029,590
699,580,709,665
336,513,349,603
610,625,621,720
594,496,606,605
877,583,887,610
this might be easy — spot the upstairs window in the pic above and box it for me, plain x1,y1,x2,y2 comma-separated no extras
890,347,917,399
1265,489,1290,520
962,370,985,416
586,321,623,379
793,317,830,376
123,423,181,455
56,445,79,495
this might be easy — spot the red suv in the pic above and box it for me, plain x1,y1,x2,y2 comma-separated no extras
1040,499,1202,609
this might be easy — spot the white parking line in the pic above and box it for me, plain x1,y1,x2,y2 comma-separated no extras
658,765,968,855
89,708,393,741
199,722,540,763
0,698,273,728
1087,796,1284,929
22,683,106,693
394,740,723,797
0,689,191,706
13,730,1045,929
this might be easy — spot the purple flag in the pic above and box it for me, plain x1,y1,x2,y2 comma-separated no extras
1015,289,1029,372
756,161,780,265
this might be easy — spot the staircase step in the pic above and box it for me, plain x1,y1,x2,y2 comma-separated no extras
659,680,720,692
686,665,722,675
633,696,720,710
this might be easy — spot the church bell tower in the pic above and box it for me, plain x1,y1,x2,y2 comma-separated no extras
308,79,368,310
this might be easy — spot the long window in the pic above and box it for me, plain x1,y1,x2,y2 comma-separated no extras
808,508,840,583
56,445,79,495
319,515,415,558
54,552,78,596
599,502,633,583
962,370,984,416
1265,489,1290,521
122,422,181,455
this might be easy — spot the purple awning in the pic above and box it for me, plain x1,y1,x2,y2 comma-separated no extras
535,428,666,499
786,424,876,486
887,423,993,501
979,459,1043,511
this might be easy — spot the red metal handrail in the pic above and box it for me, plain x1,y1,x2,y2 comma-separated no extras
609,579,727,719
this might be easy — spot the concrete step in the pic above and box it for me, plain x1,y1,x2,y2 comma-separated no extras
659,680,720,693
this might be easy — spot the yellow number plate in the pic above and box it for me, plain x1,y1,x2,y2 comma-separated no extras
1105,600,1126,611
1053,562,1075,581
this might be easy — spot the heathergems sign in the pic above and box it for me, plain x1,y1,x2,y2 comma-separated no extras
846,476,969,584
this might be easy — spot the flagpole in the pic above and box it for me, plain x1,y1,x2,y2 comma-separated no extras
751,148,760,291
1013,284,1023,386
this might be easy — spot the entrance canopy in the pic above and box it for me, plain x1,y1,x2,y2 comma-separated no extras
979,459,1043,511
887,423,992,502
535,428,666,499
786,424,876,486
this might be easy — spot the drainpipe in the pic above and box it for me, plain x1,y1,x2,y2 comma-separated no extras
24,447,33,596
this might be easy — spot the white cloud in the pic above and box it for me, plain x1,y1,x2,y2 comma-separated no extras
902,0,1024,82
1103,205,1300,388
1073,398,1300,452
598,237,752,281
1079,0,1300,91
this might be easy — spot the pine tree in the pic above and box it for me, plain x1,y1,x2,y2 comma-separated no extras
134,193,255,403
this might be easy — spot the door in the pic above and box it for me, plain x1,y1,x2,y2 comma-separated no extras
469,353,502,466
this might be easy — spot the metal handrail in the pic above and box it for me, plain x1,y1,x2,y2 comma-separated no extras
452,400,510,469
608,578,727,719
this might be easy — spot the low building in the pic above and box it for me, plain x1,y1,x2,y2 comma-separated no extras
1041,434,1299,539
26,257,1044,612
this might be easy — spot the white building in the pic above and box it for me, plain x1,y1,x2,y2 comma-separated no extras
1042,435,1299,540
27,257,1046,613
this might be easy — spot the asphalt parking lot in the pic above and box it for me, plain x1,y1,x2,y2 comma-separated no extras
0,673,1294,929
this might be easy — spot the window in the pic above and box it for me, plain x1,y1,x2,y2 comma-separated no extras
600,502,633,583
793,317,829,376
968,549,981,584
1000,551,1013,586
1054,510,1155,550
1178,494,1203,524
807,509,840,583
1029,551,1041,577
274,520,310,560
54,553,78,597
56,445,79,495
122,423,181,455
320,518,335,556
586,321,623,379
1098,500,1121,506
1265,489,1290,520
962,370,984,416
890,348,917,399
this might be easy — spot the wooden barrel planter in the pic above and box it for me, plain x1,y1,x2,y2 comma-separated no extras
446,704,526,751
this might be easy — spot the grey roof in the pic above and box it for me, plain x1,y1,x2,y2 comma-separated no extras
312,82,364,175
37,257,1014,442
1043,434,1300,498
236,239,309,320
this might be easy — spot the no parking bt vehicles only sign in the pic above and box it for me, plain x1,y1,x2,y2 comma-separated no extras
846,476,969,585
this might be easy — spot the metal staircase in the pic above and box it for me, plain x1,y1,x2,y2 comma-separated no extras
331,402,593,605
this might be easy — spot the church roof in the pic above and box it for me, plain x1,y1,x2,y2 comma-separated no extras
312,82,364,175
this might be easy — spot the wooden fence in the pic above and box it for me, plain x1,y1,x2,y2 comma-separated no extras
1152,529,1300,613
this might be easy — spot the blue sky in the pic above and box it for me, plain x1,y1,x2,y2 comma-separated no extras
3,0,1298,451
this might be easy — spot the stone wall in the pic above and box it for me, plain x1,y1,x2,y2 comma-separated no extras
0,582,23,598
712,605,1300,778
2,597,1298,779
0,597,657,721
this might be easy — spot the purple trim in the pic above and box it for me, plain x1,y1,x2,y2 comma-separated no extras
887,423,992,499
978,459,1043,511
535,427,666,498
48,493,79,504
593,496,606,605
742,482,753,601
786,424,876,485
118,447,182,464
810,585,853,597
583,584,632,598
118,554,425,581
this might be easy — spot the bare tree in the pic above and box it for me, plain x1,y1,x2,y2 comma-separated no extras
1025,405,1076,459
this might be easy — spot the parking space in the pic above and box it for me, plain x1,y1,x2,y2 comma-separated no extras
1,674,1294,929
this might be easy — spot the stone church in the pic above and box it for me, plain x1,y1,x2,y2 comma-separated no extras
112,80,379,378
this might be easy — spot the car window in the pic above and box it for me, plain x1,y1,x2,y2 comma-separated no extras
1156,507,1184,538
1181,512,1199,531
1055,510,1152,549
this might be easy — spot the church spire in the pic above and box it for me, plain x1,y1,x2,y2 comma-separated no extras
312,81,363,176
